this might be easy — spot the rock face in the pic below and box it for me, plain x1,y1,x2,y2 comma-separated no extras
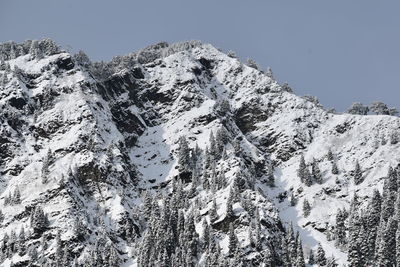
0,39,399,266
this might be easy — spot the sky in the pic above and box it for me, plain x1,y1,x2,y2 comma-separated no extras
1,0,399,111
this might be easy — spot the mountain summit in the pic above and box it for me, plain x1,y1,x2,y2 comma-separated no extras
0,39,399,266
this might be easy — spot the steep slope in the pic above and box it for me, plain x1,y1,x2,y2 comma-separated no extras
0,39,399,266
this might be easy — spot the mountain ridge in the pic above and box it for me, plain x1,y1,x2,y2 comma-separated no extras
0,39,399,266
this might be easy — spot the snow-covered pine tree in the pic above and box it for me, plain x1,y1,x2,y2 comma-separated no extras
226,188,235,218
143,191,153,219
381,190,396,223
228,223,238,256
370,102,390,115
308,249,315,265
184,212,199,258
289,192,297,207
17,227,26,256
177,136,191,173
202,219,210,250
12,186,21,205
347,102,369,115
31,206,49,234
265,67,274,79
302,199,311,218
208,131,218,160
331,161,339,175
376,216,397,267
364,189,381,263
348,210,363,267
326,256,339,267
287,224,297,262
254,208,262,250
266,162,275,187
210,198,218,223
396,221,400,267
334,208,347,247
390,131,399,144
353,161,364,185
297,155,306,183
41,149,53,184
108,244,120,267
233,138,242,156
316,243,327,266
327,149,334,161
263,248,274,267
295,241,305,267
280,235,290,266
29,40,43,59
311,158,322,184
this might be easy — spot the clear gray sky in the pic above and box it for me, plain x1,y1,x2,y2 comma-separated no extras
1,0,399,111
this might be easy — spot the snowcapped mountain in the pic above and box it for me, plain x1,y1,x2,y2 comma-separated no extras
0,39,399,266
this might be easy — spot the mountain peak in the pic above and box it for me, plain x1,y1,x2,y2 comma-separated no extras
0,39,399,266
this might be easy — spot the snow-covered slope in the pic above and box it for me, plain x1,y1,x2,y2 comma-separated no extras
0,39,399,266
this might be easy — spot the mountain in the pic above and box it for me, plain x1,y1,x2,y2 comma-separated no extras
0,39,399,266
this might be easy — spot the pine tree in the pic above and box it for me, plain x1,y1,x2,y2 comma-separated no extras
381,190,396,223
266,67,274,79
266,163,275,187
217,172,226,190
143,191,153,219
11,186,21,205
335,208,347,247
349,193,360,215
233,138,242,156
280,234,290,266
295,241,305,267
228,223,237,256
29,40,43,59
308,249,315,265
311,159,322,184
376,216,397,266
358,224,369,267
17,227,26,256
178,136,191,173
28,245,38,262
396,221,400,267
289,192,297,206
184,212,198,258
365,189,381,263
61,245,70,266
347,102,369,115
202,219,210,250
108,244,120,267
326,256,338,267
327,149,334,161
386,166,398,192
215,127,229,153
297,155,307,183
331,161,339,175
210,198,218,223
287,224,297,262
353,161,363,185
31,206,49,233
316,243,327,266
348,212,362,267
302,199,311,218
208,131,218,160
263,248,274,267
304,168,312,187
226,188,235,218
41,149,53,184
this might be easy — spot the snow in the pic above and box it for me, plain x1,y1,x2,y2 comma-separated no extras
1,40,399,266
